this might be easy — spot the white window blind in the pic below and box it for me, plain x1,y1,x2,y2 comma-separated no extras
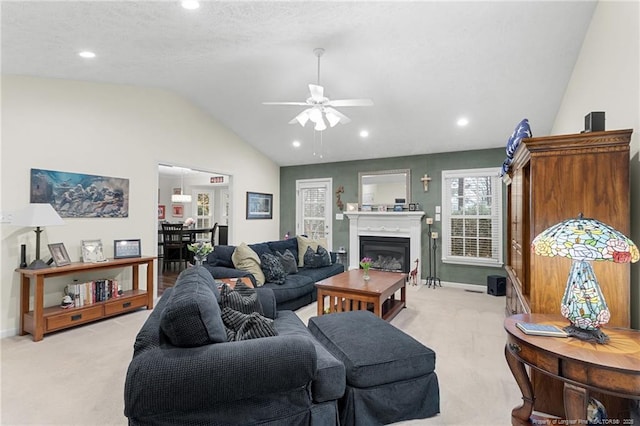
441,168,503,267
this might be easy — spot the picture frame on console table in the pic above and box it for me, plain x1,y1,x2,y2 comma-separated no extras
81,239,106,263
114,239,142,259
48,243,71,267
246,192,273,220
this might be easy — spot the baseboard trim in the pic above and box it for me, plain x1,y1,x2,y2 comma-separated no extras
1,327,20,339
420,280,486,292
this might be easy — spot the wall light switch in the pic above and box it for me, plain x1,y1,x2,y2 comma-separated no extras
336,213,344,220
0,212,14,223
435,206,441,214
435,213,441,221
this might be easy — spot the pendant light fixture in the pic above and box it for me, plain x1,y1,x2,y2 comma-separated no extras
171,168,192,203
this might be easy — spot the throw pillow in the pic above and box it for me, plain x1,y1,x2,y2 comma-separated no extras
303,245,332,268
297,235,321,267
220,309,277,341
231,242,265,286
219,281,264,315
260,253,286,284
159,268,227,347
218,281,277,341
276,249,298,275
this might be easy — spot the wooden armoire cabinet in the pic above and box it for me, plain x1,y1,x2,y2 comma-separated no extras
503,128,633,418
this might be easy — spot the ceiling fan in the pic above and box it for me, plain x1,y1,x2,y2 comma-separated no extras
263,48,374,131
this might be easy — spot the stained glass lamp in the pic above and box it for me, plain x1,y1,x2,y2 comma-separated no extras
531,214,639,343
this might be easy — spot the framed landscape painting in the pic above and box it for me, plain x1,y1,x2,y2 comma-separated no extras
30,168,129,218
246,192,273,220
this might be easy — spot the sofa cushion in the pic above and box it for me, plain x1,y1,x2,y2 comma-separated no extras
260,253,286,284
208,245,235,268
159,268,227,348
232,242,265,285
219,282,277,341
303,245,332,268
297,235,324,267
248,242,274,259
262,274,316,306
308,311,436,388
296,262,345,283
267,238,299,261
275,249,298,274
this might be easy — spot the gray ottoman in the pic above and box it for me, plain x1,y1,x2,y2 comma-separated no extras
308,310,440,426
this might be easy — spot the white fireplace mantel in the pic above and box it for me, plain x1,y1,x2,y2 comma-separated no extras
345,211,425,278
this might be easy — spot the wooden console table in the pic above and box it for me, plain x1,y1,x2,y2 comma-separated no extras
504,313,640,424
17,256,155,341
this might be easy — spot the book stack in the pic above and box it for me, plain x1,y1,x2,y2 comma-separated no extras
516,322,568,337
65,279,121,308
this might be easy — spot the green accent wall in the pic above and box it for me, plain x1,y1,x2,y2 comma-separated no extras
280,148,507,287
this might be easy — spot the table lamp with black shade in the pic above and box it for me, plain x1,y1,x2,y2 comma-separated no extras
531,214,638,344
12,203,65,269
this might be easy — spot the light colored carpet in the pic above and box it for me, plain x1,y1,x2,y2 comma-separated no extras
1,284,520,425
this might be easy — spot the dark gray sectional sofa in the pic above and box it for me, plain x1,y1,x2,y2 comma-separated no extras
124,267,346,425
202,237,345,311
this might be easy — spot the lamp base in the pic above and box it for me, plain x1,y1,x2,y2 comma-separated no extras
563,325,609,344
26,259,50,270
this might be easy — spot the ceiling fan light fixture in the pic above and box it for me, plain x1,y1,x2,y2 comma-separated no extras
294,110,310,127
325,110,341,127
314,117,327,132
309,107,323,124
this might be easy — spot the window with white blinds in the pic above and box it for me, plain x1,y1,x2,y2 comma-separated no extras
441,168,503,267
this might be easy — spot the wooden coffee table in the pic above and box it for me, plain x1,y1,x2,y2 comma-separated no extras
316,269,406,321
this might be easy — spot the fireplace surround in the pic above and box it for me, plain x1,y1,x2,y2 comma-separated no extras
345,211,425,281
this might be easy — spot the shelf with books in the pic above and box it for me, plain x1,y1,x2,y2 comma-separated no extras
16,257,156,341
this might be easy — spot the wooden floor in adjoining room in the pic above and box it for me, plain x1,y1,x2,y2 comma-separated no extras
156,261,182,296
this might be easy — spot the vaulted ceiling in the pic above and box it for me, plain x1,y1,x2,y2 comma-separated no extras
2,1,597,166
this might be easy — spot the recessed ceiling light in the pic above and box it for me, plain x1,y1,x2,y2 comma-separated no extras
359,130,369,138
78,51,96,59
292,140,301,148
181,0,200,10
457,117,469,127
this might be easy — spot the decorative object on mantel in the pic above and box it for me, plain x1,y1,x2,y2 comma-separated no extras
30,168,130,218
12,203,65,269
531,213,639,343
420,174,431,192
335,185,344,210
360,257,372,281
346,203,358,212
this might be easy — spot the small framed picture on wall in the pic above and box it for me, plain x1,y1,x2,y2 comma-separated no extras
172,204,184,218
158,205,166,219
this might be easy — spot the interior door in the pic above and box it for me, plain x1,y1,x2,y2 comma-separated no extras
296,178,332,249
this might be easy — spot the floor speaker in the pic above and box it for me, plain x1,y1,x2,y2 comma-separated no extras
487,275,506,296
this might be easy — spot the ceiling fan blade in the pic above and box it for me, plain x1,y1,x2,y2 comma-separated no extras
263,101,309,106
308,84,324,102
324,107,351,125
327,99,374,107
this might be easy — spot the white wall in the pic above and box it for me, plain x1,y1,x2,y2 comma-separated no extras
551,1,640,327
0,75,280,337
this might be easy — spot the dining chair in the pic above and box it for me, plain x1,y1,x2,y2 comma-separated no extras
161,223,188,272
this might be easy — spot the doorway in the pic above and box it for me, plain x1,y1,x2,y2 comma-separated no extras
296,178,333,249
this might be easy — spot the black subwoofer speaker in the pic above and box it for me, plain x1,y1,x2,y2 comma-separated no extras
487,275,506,296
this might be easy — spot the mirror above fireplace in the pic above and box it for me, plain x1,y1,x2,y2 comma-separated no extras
358,169,411,207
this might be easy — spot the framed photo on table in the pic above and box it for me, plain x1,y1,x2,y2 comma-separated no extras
81,239,106,263
246,192,273,220
114,239,141,259
48,243,71,267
